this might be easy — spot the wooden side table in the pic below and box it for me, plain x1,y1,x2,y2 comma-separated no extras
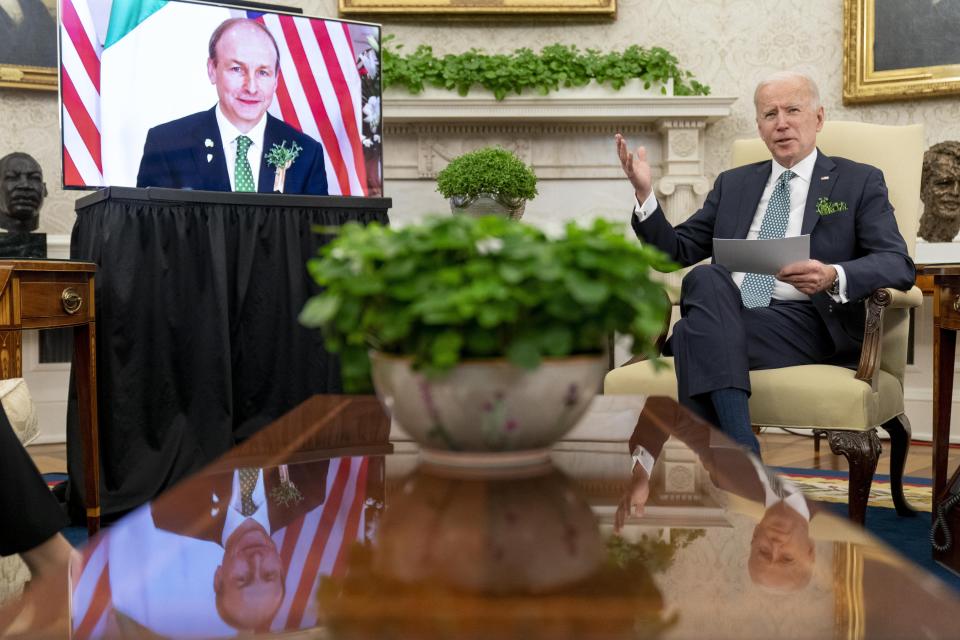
0,260,100,535
917,264,960,571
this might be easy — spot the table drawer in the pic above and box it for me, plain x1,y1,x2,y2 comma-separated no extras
20,280,90,322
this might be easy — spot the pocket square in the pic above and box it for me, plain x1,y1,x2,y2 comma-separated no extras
816,197,848,216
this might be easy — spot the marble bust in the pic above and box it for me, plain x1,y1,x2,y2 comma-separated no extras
919,141,960,243
0,152,46,234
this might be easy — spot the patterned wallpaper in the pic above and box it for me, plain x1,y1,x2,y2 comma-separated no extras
3,0,960,233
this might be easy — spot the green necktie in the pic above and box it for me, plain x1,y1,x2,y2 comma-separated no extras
238,467,259,516
235,135,255,192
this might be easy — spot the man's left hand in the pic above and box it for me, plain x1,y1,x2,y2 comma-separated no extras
776,260,837,295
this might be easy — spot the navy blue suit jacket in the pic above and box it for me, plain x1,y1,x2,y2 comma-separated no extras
150,462,329,544
632,151,915,362
136,107,328,195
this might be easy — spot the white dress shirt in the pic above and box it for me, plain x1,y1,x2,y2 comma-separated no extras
221,468,272,546
748,457,811,521
633,148,848,303
631,444,656,476
216,105,268,192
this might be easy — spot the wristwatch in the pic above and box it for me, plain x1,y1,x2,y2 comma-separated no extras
827,272,840,296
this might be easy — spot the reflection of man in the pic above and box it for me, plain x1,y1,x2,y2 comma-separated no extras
136,18,328,194
0,152,46,233
0,0,57,68
918,141,960,242
151,463,328,631
616,71,914,455
617,398,816,592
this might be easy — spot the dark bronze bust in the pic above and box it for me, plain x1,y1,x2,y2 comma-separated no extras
0,152,47,234
919,141,960,243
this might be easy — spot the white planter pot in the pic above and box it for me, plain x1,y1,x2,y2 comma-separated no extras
449,193,526,220
370,352,606,463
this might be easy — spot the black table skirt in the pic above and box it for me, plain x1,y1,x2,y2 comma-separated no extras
67,188,390,518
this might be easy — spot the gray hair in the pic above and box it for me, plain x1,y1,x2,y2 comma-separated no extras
753,71,821,111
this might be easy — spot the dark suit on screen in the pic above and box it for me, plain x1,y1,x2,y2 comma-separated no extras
136,107,328,195
150,462,329,543
632,151,915,404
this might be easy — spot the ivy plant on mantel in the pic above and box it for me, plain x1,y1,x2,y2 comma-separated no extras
381,36,711,101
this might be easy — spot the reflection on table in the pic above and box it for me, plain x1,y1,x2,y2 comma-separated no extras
3,394,960,639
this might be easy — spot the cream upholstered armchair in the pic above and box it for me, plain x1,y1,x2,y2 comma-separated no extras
605,121,925,524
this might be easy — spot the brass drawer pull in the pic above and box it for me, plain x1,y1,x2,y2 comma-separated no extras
61,287,83,315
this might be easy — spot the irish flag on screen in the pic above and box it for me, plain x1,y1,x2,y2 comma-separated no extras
59,0,368,195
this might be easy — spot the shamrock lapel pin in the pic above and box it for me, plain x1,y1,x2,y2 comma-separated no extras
205,138,215,148
265,141,303,193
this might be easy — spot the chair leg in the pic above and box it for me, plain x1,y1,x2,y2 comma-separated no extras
813,429,827,454
880,414,918,517
825,429,881,525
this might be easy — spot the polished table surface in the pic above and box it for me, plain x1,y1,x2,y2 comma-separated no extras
3,394,960,639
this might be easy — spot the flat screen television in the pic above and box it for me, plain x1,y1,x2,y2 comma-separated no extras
58,0,382,196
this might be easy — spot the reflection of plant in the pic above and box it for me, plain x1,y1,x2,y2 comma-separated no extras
607,529,706,574
435,147,537,201
382,36,710,101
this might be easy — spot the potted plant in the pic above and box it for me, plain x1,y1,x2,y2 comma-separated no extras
435,146,537,220
299,214,674,462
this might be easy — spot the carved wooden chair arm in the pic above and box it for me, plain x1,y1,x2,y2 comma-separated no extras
854,286,922,389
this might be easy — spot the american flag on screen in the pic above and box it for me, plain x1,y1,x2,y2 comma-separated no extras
58,0,377,196
59,0,103,188
71,456,371,638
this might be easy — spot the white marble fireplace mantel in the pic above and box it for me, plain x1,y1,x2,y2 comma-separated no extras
383,91,738,123
380,91,738,230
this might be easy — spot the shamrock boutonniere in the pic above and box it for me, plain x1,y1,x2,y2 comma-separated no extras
269,464,303,507
265,141,303,193
816,197,848,216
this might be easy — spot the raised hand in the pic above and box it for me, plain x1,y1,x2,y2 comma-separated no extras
615,133,653,203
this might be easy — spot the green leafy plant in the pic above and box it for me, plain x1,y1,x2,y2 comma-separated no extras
381,36,710,101
606,529,705,574
265,140,302,170
299,214,676,390
435,147,537,201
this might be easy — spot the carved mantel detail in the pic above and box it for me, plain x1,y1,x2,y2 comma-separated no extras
381,93,736,224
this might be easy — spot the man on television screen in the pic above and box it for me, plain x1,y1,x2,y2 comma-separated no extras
136,18,328,195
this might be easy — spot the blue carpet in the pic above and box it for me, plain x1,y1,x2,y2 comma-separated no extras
774,466,933,485
43,474,89,548
824,502,960,593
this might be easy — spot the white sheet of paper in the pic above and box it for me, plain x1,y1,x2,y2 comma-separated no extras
712,235,810,275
